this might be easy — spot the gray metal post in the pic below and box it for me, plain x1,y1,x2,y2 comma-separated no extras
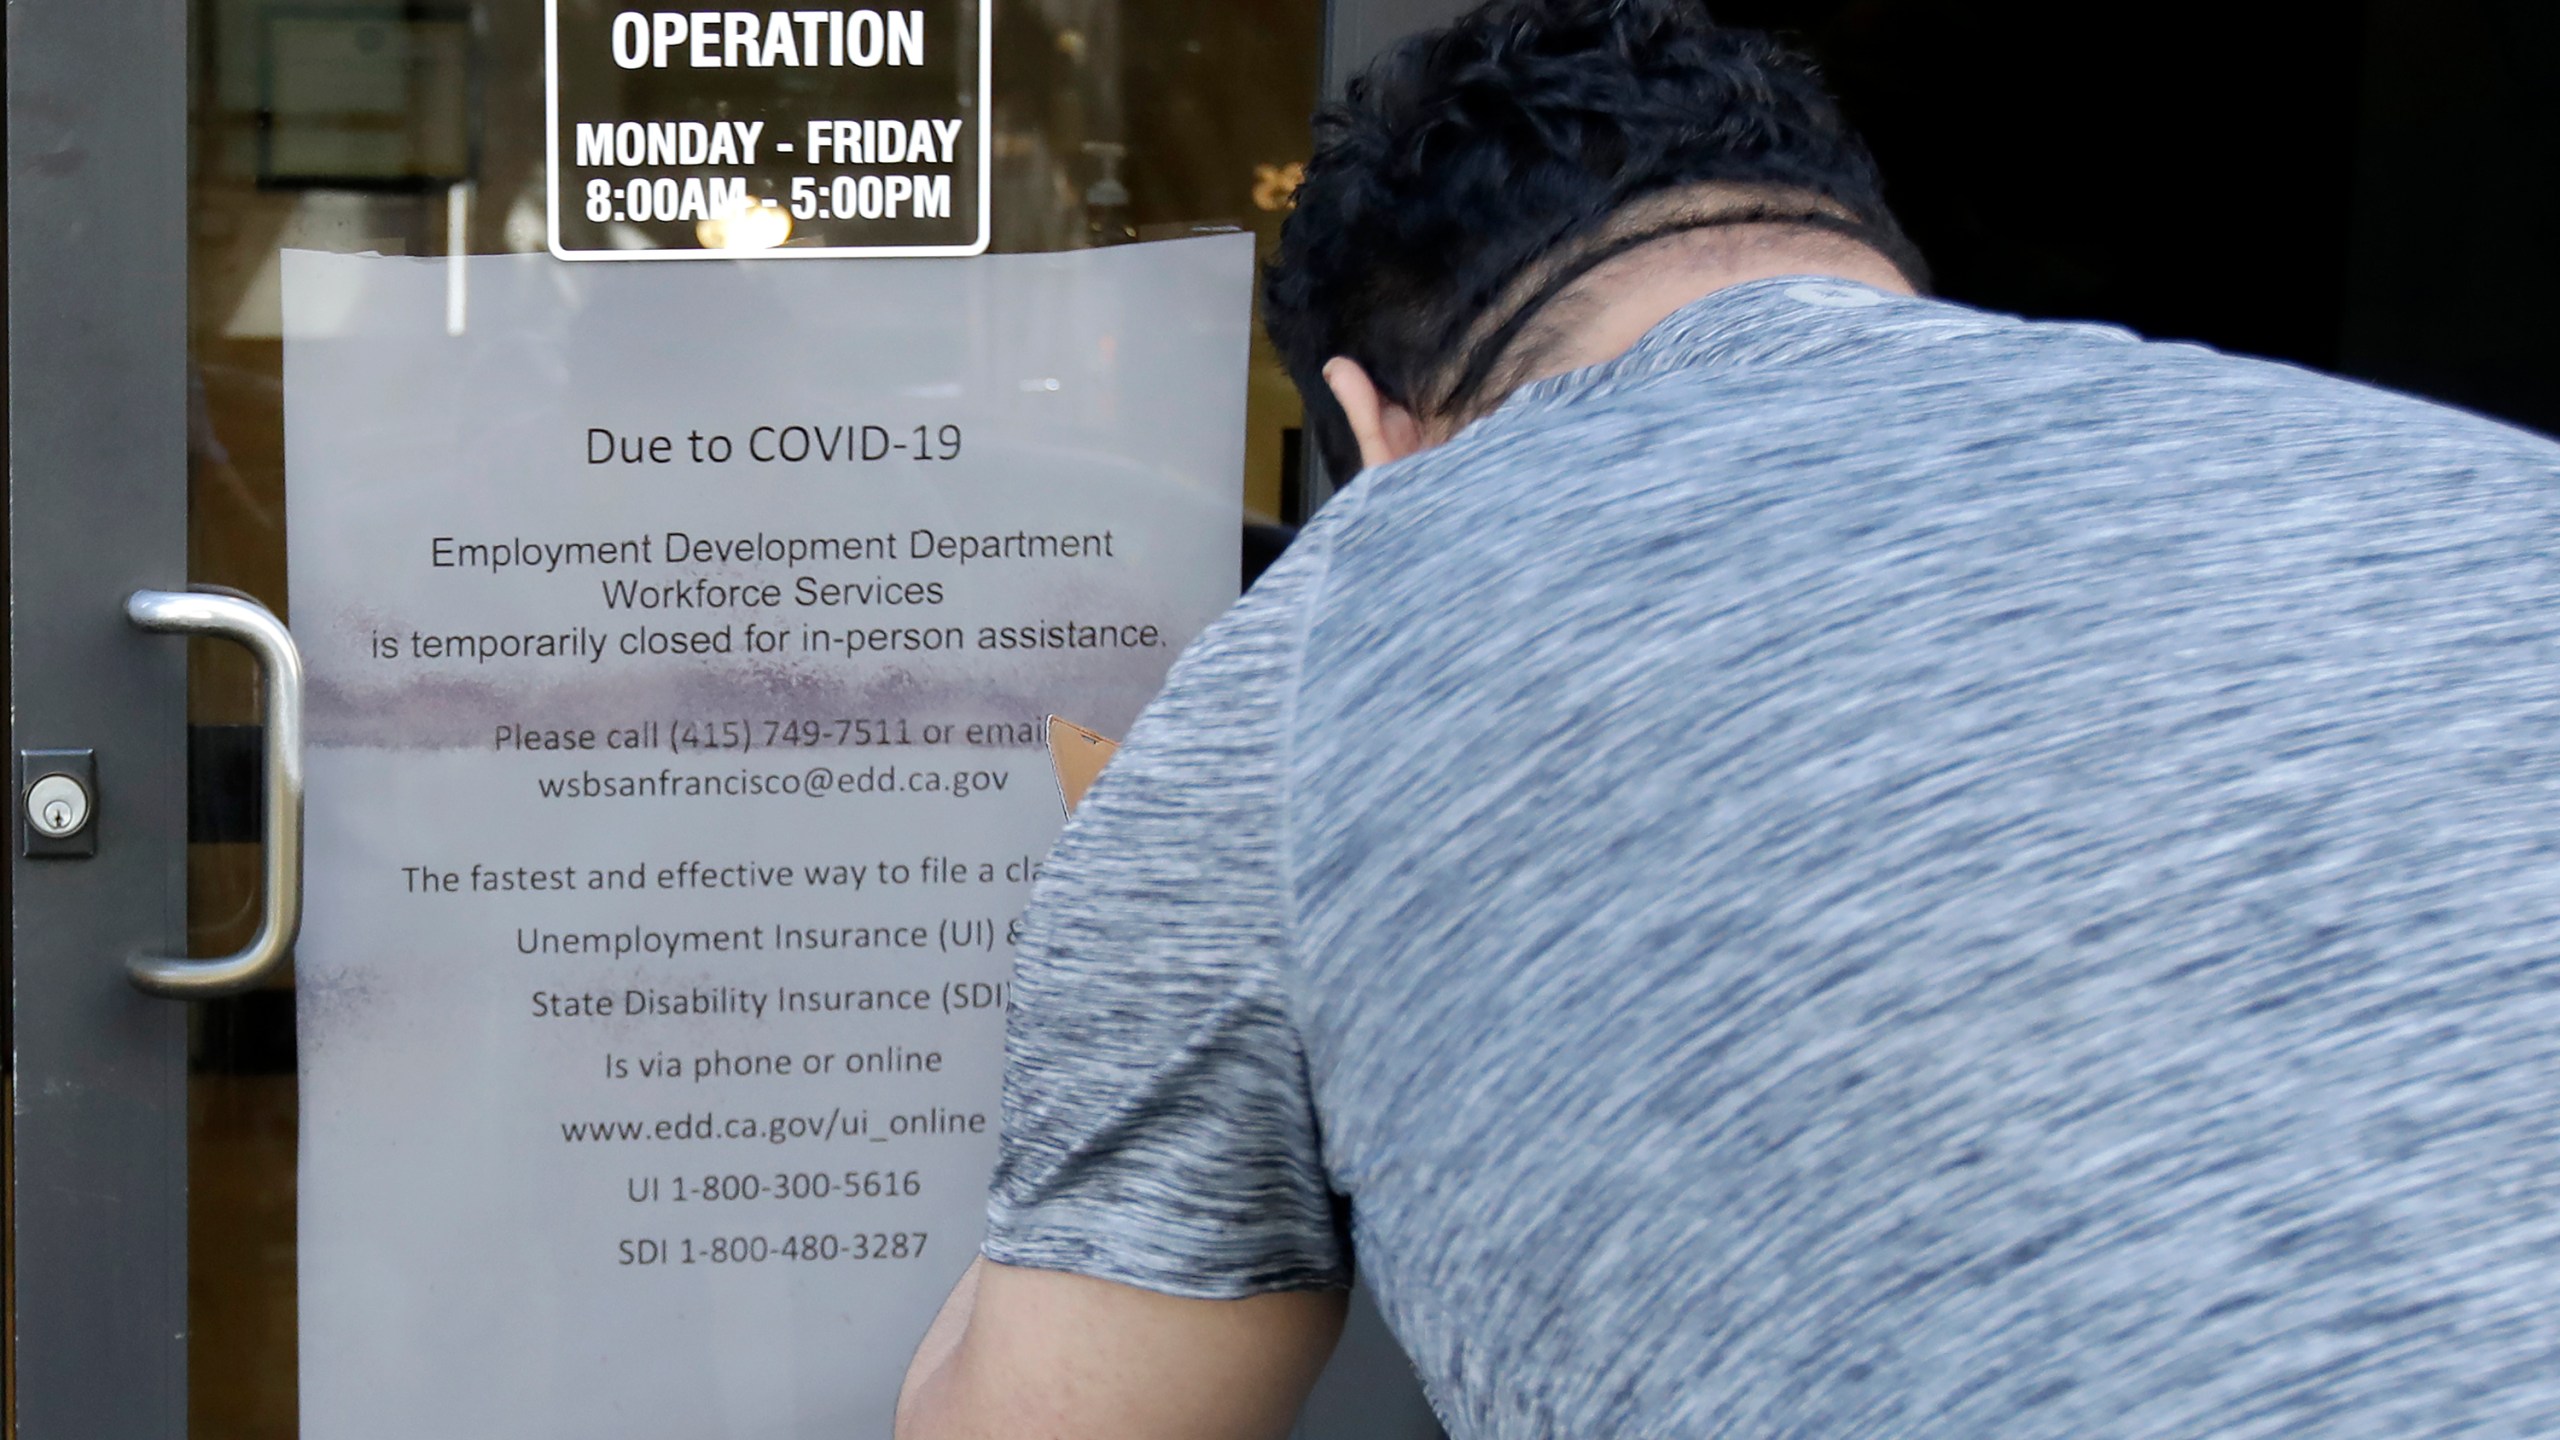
1326,0,1480,94
1299,0,1482,516
7,0,195,1434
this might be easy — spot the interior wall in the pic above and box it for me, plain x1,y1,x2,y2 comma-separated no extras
1711,0,2555,438
2340,0,2560,435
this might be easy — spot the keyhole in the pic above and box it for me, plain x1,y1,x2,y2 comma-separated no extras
43,800,73,831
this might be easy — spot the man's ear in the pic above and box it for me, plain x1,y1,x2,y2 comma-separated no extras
1323,358,1430,472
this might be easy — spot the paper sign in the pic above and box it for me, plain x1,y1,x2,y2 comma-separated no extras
285,237,1249,1438
547,0,991,259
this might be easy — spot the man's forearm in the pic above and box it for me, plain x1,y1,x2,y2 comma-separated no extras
895,1258,986,1439
894,1259,1349,1440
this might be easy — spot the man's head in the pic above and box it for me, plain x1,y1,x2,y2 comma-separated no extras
1264,0,1926,477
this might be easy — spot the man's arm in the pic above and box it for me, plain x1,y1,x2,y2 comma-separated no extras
905,525,1358,1438
895,1258,1348,1440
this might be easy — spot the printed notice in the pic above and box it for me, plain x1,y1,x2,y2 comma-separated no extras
547,0,990,259
286,238,1249,1438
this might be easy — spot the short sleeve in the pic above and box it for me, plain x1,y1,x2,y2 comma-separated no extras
981,527,1349,1299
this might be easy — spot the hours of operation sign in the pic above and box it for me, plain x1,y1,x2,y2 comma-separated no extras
547,0,990,259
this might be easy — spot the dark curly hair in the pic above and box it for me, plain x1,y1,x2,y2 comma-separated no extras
1265,0,1925,478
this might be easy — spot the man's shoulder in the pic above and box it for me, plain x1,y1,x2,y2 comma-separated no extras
1363,289,2558,529
1077,502,1352,802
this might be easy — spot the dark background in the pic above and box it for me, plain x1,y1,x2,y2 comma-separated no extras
1713,0,2559,437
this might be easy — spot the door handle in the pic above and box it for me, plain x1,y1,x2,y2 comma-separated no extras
124,589,306,998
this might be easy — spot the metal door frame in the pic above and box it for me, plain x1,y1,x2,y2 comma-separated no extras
7,0,194,1434
1295,0,1480,516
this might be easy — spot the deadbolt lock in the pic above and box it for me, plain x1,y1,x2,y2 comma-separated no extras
20,750,97,858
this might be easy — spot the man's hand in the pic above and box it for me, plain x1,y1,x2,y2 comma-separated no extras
895,1259,1349,1440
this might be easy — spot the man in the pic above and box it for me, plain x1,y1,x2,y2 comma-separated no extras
899,2,2560,1435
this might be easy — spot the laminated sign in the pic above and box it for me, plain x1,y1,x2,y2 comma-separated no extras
284,237,1250,1437
547,0,991,258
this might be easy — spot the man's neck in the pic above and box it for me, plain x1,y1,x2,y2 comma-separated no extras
1430,202,1919,441
1521,244,1914,393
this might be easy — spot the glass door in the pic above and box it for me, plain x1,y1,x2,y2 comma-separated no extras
185,3,1324,1434
11,0,1445,1435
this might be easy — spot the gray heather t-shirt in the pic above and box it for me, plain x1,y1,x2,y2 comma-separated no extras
983,277,2560,1437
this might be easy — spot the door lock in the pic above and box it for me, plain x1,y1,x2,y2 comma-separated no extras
20,750,98,857
28,775,89,837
